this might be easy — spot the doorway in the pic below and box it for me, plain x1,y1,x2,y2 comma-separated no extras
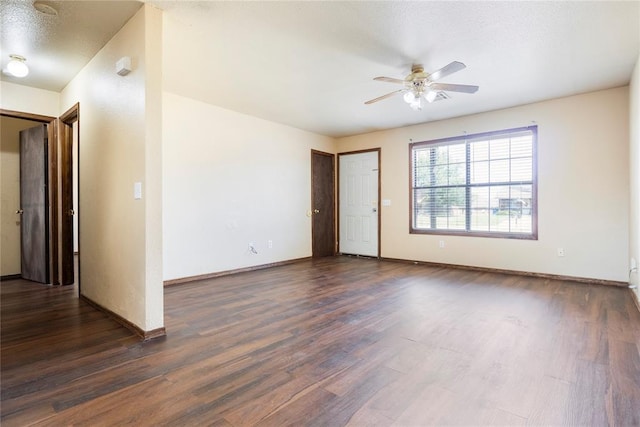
311,150,335,257
338,149,380,257
0,107,79,287
60,104,79,287
0,110,57,284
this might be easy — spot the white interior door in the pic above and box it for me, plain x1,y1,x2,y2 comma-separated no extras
339,151,379,257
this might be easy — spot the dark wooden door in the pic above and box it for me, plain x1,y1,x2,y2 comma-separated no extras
311,150,335,257
60,121,75,285
20,124,50,283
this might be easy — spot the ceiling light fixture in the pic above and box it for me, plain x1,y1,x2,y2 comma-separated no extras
6,55,29,78
403,91,416,103
425,89,438,103
408,96,422,111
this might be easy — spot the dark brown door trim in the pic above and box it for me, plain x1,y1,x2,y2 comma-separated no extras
1,109,55,123
337,148,382,258
1,109,58,285
59,103,80,287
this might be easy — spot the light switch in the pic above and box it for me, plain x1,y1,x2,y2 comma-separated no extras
382,199,391,206
134,182,142,200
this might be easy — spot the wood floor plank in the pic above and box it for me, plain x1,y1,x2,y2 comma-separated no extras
526,375,573,425
222,374,321,425
32,376,169,426
607,338,640,425
562,359,609,426
2,256,639,426
255,386,338,426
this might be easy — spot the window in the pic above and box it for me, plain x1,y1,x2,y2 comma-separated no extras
410,126,537,239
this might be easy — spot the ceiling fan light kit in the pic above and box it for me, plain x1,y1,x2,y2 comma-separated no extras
409,97,422,111
365,61,479,111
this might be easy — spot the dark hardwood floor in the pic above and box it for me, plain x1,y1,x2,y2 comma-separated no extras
1,256,639,426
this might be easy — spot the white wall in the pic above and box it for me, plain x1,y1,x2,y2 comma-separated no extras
630,54,640,302
337,87,629,282
162,92,335,281
60,5,164,332
0,82,60,117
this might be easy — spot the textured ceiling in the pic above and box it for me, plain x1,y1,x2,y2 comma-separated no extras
2,1,639,137
158,1,640,137
0,0,142,92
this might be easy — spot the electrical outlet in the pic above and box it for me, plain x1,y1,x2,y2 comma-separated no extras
557,247,564,257
268,240,273,249
439,240,445,249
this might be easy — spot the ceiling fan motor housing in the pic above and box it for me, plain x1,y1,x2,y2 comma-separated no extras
405,65,431,95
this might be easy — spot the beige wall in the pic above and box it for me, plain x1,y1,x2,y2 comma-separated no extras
0,117,42,276
162,92,335,281
60,5,163,332
0,81,60,117
0,79,60,280
630,53,640,302
162,11,335,281
143,5,164,328
337,87,629,282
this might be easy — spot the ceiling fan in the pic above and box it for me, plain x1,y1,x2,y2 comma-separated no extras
365,61,479,110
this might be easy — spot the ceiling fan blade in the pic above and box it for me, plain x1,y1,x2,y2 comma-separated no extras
430,83,479,94
428,61,466,81
373,76,406,84
364,89,404,104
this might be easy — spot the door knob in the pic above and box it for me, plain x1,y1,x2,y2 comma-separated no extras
16,209,23,215
313,209,320,214
69,209,75,216
372,208,377,213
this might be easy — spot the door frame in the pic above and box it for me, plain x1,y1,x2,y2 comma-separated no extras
337,148,382,258
1,109,58,284
59,103,79,287
311,149,336,257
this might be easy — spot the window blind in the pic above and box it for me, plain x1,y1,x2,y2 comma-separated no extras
410,126,537,239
